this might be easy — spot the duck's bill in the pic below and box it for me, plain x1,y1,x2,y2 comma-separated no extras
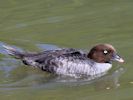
112,54,124,63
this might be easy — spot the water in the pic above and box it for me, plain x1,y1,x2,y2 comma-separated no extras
0,0,133,99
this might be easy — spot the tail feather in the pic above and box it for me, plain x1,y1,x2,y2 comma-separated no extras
3,45,24,59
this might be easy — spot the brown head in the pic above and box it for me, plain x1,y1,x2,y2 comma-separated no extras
88,44,124,63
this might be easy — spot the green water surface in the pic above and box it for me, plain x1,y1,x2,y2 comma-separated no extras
0,0,133,100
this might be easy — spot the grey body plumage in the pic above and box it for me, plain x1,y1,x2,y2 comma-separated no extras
22,48,89,74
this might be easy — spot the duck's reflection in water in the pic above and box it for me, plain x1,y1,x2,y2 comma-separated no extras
93,67,125,90
48,66,125,90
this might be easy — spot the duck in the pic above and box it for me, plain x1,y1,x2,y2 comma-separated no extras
3,44,124,78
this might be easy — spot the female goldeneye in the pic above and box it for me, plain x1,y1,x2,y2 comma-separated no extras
3,44,124,78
